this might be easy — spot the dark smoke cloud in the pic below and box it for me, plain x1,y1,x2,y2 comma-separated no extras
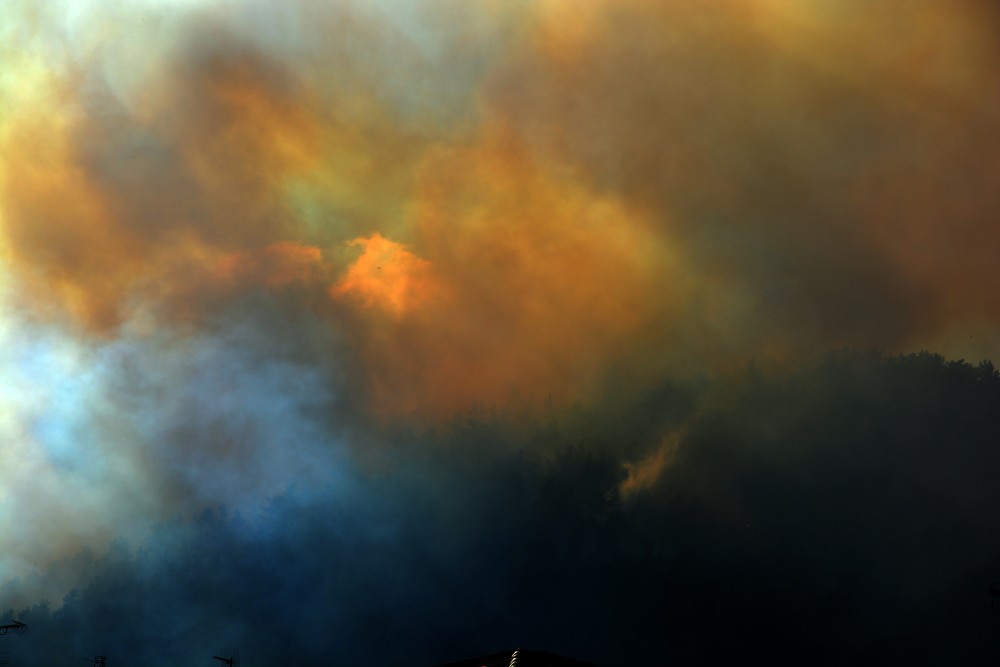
5,353,1000,665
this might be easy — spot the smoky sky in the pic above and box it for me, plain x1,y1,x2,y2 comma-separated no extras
2,1,1000,665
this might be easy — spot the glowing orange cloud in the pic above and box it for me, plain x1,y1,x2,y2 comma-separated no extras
330,234,438,317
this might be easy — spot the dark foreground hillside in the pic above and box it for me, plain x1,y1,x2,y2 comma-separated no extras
4,351,1000,666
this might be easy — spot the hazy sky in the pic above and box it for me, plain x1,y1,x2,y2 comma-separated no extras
2,1,1000,664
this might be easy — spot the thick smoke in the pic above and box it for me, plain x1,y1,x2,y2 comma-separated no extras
4,0,1000,412
0,300,351,593
3,353,1000,665
3,1,1000,665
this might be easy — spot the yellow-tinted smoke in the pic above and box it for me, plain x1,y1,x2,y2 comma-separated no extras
3,0,1000,421
0,1,423,330
492,0,1000,358
331,125,679,419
